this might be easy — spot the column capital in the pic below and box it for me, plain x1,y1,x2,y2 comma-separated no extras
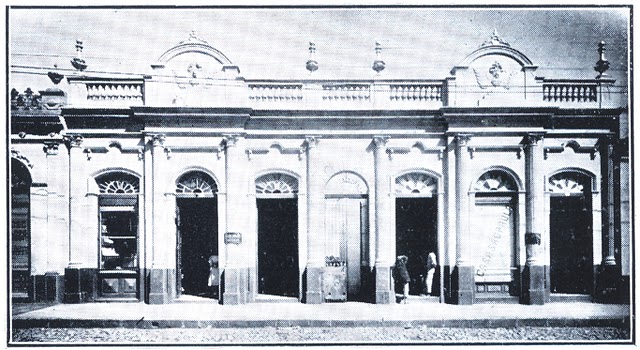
454,133,472,147
43,141,60,156
223,134,242,148
150,133,166,147
63,134,84,149
372,135,390,148
524,133,545,146
596,134,616,147
304,135,321,149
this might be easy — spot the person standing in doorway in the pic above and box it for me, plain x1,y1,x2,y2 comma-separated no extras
424,252,437,296
393,255,410,303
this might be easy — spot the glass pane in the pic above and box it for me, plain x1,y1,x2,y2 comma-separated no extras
101,211,138,270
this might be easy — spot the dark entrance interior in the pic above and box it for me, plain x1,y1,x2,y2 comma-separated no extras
177,198,218,298
395,198,438,296
550,196,593,294
257,198,299,297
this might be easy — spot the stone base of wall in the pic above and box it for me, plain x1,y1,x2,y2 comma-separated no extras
595,264,623,304
303,266,323,304
450,265,475,305
374,266,393,304
64,268,97,303
520,265,546,305
221,267,249,305
146,268,176,304
31,272,64,303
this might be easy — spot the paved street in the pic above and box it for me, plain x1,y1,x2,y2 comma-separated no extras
12,326,629,343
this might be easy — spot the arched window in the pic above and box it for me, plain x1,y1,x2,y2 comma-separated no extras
394,172,438,196
176,171,217,197
95,172,140,299
548,173,589,196
97,173,139,194
473,170,517,193
255,173,298,194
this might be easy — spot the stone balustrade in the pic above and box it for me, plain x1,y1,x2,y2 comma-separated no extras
86,82,144,105
322,83,371,101
542,81,598,103
248,83,304,102
57,76,620,109
389,83,442,102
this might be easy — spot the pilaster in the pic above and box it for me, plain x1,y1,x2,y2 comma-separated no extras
222,134,249,305
63,134,96,303
451,133,474,305
521,132,546,305
596,135,619,302
304,136,324,304
147,133,175,304
373,135,393,304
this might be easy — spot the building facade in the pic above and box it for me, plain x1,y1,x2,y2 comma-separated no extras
10,30,630,305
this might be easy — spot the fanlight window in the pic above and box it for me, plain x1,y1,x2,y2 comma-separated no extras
474,171,517,192
97,173,139,194
176,171,217,195
256,173,298,194
548,174,586,196
394,173,437,196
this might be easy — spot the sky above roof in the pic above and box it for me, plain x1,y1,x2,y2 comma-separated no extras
9,7,630,92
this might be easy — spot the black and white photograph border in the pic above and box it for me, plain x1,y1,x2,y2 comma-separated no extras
5,1,634,346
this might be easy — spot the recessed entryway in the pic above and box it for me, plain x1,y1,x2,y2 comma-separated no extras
257,198,299,297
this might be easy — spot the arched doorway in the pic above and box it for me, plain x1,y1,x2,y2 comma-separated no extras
324,172,369,300
548,172,593,294
255,173,299,297
471,170,519,298
96,172,140,300
394,172,439,297
11,158,32,300
175,171,219,299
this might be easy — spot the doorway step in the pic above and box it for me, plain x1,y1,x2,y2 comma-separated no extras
474,295,519,304
255,294,299,303
174,294,219,304
550,294,592,303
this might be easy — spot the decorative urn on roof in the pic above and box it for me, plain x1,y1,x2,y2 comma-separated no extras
372,42,385,74
70,39,88,71
594,41,610,79
306,42,319,73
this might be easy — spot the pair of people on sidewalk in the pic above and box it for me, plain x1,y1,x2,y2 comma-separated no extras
393,252,437,303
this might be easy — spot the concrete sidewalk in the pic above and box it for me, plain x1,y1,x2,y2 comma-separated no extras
12,297,631,329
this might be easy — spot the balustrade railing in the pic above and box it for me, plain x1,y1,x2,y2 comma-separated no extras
389,84,442,101
322,83,371,101
542,82,598,102
86,83,143,103
248,84,303,101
